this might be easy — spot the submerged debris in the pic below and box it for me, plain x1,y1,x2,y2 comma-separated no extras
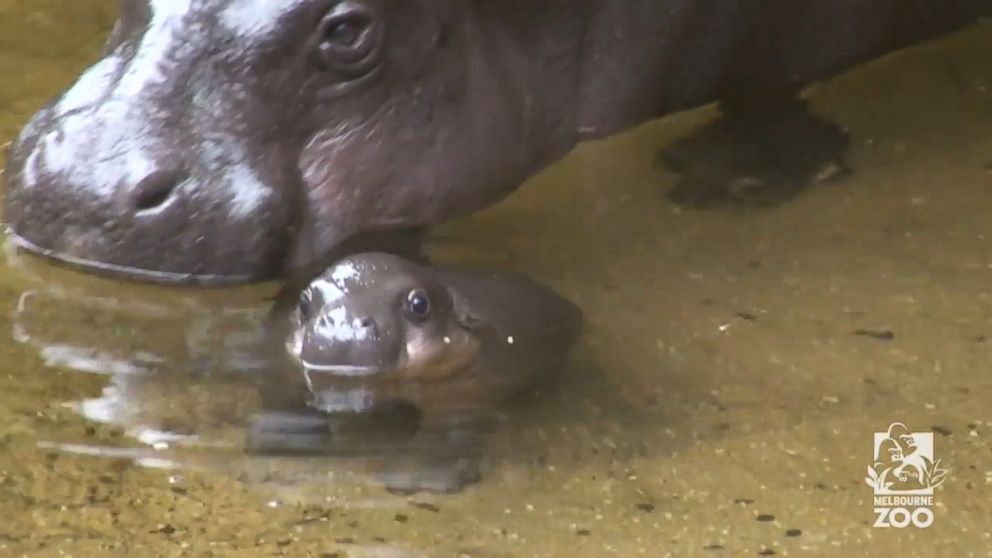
411,502,440,513
853,329,895,341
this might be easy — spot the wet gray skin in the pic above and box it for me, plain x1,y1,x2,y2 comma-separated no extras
282,253,583,417
3,1,990,283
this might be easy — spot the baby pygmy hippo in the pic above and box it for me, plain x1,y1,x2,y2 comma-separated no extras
283,253,582,417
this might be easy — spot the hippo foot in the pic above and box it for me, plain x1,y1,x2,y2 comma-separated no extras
659,96,850,208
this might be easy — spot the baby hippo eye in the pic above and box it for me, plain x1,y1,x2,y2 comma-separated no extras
405,289,431,321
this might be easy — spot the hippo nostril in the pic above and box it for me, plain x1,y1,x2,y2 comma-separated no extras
131,169,184,212
358,317,375,329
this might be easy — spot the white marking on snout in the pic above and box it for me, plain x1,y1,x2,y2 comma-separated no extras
309,278,347,304
21,148,40,190
223,162,272,219
116,0,194,98
55,57,123,117
200,137,273,220
220,0,308,38
313,307,374,342
330,262,361,284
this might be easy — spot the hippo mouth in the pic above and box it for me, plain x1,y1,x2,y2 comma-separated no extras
300,361,386,379
5,230,256,285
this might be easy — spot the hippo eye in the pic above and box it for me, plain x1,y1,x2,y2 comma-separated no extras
311,2,382,77
324,19,362,47
404,289,431,321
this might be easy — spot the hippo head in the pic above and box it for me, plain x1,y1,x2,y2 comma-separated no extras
4,0,586,283
284,253,482,412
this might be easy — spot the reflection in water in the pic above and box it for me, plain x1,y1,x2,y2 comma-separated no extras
6,241,578,494
14,291,164,375
7,237,271,470
247,405,488,494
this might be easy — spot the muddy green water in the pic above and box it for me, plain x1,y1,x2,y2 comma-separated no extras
2,3,992,557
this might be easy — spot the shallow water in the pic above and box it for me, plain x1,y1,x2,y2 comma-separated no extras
2,2,992,557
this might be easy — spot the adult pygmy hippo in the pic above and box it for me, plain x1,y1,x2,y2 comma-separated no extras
281,253,582,417
4,1,990,283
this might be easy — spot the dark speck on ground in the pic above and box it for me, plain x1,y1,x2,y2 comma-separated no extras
853,329,895,341
411,502,440,512
932,425,952,437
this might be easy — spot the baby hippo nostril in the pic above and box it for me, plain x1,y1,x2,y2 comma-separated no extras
131,169,184,212
356,316,378,337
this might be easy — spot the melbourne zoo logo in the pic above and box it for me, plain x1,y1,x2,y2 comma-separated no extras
866,422,947,528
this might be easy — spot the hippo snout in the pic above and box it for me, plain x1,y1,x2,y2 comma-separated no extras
3,94,294,282
300,309,394,377
0,3,313,284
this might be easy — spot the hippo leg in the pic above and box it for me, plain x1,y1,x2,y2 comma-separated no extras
659,89,850,209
